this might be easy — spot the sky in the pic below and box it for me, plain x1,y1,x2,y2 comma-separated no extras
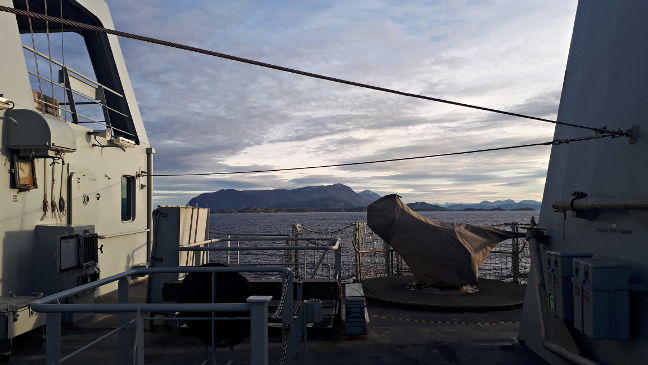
106,0,579,206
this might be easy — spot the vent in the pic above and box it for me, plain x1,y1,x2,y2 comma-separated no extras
79,233,99,266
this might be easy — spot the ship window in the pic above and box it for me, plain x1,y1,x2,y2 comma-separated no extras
121,176,135,221
16,1,139,143
21,32,107,126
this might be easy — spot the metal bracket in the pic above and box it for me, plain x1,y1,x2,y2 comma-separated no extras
628,124,640,144
526,227,551,246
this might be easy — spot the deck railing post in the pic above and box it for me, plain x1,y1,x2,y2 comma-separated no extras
511,223,520,283
227,235,231,265
59,67,78,124
334,242,342,283
353,223,363,281
118,278,130,364
135,310,145,365
248,296,271,365
45,313,61,365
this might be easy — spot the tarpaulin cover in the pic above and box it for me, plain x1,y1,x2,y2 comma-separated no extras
367,194,523,288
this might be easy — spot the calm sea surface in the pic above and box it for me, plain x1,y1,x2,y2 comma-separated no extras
211,210,539,234
209,211,538,281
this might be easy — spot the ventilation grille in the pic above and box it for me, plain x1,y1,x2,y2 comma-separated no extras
79,233,99,266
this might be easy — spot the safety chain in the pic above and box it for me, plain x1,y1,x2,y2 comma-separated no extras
270,273,290,319
298,223,354,235
278,301,302,365
279,327,289,365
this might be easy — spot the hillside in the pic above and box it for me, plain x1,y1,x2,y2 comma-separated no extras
406,202,448,211
188,183,379,211
444,199,541,211
187,184,541,213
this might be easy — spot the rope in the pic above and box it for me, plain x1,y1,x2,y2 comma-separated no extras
40,159,48,221
151,134,615,177
58,157,66,219
50,159,57,218
0,6,630,137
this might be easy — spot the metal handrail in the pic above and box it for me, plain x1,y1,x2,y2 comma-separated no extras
182,238,343,282
26,77,136,137
179,241,340,251
27,70,129,118
33,266,292,316
98,229,150,239
32,266,292,365
23,44,136,136
183,236,331,248
23,44,123,97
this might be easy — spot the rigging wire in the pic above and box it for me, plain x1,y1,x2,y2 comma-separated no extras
0,5,629,138
60,0,67,122
23,1,44,97
151,134,615,177
43,0,56,110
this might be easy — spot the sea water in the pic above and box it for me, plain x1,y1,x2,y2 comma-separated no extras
209,210,538,281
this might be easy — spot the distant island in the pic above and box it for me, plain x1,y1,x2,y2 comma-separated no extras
187,183,541,213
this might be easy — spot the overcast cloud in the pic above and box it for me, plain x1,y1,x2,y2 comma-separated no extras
107,0,578,205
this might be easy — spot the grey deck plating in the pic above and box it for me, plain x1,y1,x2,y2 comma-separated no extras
363,276,526,309
6,282,544,364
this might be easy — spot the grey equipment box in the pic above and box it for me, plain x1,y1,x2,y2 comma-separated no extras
34,224,99,294
35,225,99,323
545,251,592,320
0,296,45,342
572,258,629,339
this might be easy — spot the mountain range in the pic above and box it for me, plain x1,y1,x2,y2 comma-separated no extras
442,199,542,211
188,184,541,212
188,183,379,211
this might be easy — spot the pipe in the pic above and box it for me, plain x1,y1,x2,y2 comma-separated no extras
552,198,648,211
527,222,599,365
146,147,155,265
98,228,149,239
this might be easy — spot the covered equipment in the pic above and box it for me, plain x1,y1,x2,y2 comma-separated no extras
367,194,522,288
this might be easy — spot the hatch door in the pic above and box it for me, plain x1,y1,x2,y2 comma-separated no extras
69,172,98,225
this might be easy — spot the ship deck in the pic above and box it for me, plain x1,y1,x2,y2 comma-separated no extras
7,281,546,364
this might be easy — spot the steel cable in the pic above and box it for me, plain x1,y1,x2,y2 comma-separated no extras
0,6,629,137
150,134,614,177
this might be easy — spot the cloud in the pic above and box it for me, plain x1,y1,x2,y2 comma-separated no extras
103,0,577,205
